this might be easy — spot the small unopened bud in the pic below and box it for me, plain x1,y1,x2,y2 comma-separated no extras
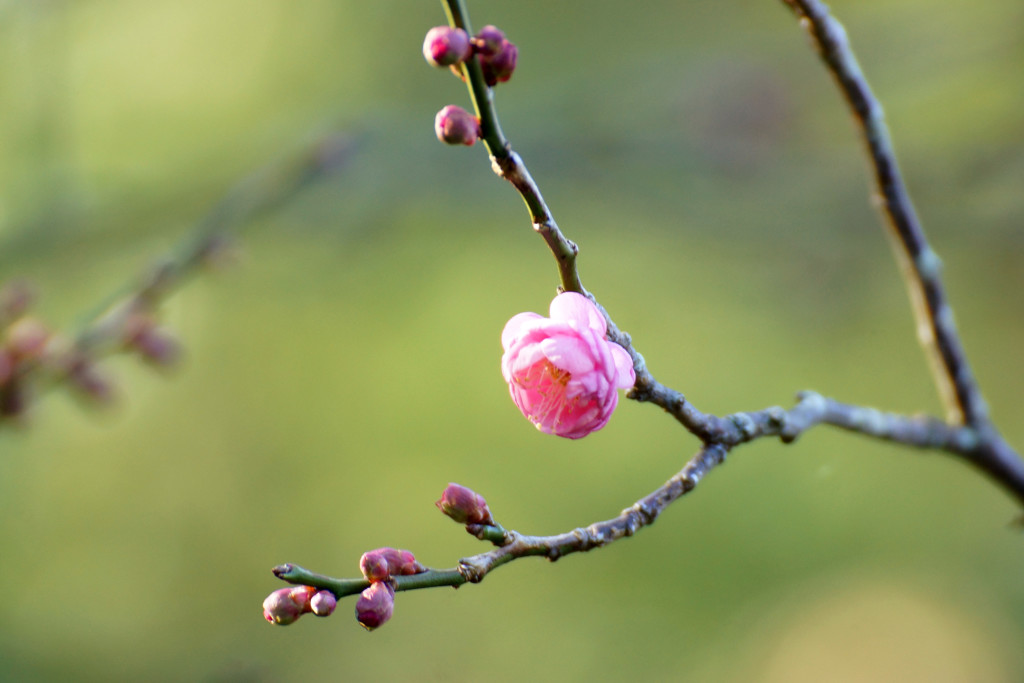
480,40,517,86
262,585,315,625
434,105,480,146
381,548,425,576
423,26,472,67
125,319,181,367
436,483,494,525
355,581,395,631
6,318,49,361
290,585,317,609
360,547,425,582
473,25,506,57
66,356,115,405
311,590,337,617
359,549,392,582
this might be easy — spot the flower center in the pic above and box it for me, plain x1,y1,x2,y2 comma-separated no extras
518,359,576,428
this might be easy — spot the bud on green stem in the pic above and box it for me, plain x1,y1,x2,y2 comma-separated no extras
262,585,316,625
436,482,494,525
434,105,480,146
310,590,337,617
360,547,425,582
423,26,472,67
355,581,395,631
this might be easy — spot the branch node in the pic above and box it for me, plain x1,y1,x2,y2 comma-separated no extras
728,412,758,441
458,557,487,583
766,406,787,428
272,563,295,579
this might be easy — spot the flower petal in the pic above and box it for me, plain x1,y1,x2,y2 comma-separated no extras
548,292,606,336
609,343,636,389
538,335,596,376
501,312,543,350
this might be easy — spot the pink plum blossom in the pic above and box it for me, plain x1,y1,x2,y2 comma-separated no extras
501,292,635,439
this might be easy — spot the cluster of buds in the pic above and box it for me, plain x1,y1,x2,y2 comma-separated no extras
356,547,426,630
424,23,518,147
0,282,113,418
0,280,186,423
262,585,337,625
263,486,498,633
471,25,518,87
421,23,517,83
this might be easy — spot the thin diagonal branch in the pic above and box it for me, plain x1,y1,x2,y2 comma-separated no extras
778,0,1024,503
74,136,354,357
780,0,986,429
271,382,1010,602
275,444,730,595
15,135,354,412
444,0,583,295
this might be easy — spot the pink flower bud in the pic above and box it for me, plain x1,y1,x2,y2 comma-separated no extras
360,547,425,582
310,590,337,617
262,585,315,625
473,25,506,57
501,292,635,439
436,483,494,525
434,105,480,146
355,581,395,631
359,549,392,582
385,548,425,575
125,319,182,367
480,40,518,86
65,355,115,405
290,585,317,608
422,26,472,67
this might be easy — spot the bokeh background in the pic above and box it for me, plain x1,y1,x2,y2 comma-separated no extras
2,0,1024,680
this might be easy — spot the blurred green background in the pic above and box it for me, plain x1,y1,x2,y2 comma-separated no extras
2,0,1024,680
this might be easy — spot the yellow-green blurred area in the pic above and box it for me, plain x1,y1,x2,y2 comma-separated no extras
2,0,1024,680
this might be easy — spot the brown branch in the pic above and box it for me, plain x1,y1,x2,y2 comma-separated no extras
778,0,1024,503
779,0,985,429
275,444,730,596
267,0,1024,630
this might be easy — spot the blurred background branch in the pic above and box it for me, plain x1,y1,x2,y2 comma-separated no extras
0,134,353,422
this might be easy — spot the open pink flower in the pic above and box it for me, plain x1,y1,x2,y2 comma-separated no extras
501,292,635,439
